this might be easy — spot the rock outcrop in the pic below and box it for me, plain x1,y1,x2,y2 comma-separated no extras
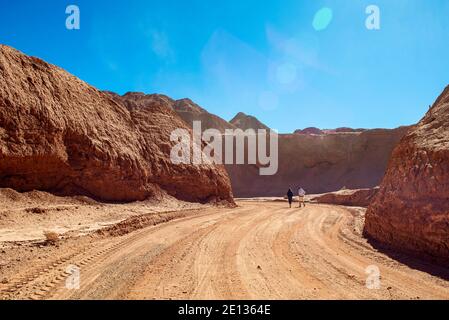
230,112,270,131
364,86,449,263
171,106,409,198
295,127,367,135
332,127,366,134
312,188,379,207
173,98,236,132
0,45,234,204
226,127,409,197
295,127,324,135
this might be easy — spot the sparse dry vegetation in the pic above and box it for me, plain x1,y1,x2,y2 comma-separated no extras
43,231,59,244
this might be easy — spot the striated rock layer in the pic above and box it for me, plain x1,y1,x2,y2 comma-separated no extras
0,45,234,204
364,86,449,264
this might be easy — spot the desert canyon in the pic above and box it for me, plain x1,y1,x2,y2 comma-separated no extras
1,45,449,300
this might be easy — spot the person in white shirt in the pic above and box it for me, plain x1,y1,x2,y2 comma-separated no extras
298,187,306,208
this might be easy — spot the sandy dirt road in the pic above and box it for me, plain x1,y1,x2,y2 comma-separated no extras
2,201,449,300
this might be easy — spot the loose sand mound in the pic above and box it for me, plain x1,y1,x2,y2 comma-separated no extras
312,188,379,207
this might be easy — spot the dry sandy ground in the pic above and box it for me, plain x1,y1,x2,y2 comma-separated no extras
0,188,208,242
1,200,449,300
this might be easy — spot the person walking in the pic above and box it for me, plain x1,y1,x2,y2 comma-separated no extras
287,188,294,208
298,187,306,208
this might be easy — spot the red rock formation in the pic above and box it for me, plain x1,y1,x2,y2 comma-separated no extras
105,93,236,133
171,106,409,198
323,128,366,134
295,127,368,135
230,112,270,131
334,127,364,133
0,45,234,204
294,127,324,135
364,86,449,263
173,98,236,132
124,95,408,199
226,127,409,197
312,188,379,207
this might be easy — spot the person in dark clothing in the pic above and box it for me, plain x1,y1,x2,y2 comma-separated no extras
287,188,294,208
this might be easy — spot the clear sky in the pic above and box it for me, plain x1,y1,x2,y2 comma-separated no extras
1,0,448,133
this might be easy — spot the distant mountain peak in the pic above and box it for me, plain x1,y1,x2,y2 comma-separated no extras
173,98,207,114
230,112,270,131
233,112,247,118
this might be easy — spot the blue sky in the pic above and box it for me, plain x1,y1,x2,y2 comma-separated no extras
1,0,448,133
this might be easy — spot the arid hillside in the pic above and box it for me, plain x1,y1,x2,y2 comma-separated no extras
173,98,237,132
0,45,233,204
364,86,449,264
230,112,270,131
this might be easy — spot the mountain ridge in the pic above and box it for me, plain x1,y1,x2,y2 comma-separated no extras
0,45,234,204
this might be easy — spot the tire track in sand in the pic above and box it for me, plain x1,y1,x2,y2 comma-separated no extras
5,201,449,300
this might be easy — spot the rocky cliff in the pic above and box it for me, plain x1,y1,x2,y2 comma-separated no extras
164,101,409,198
0,45,234,204
226,127,409,197
364,86,449,264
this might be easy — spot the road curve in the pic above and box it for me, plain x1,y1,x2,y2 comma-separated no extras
3,201,449,300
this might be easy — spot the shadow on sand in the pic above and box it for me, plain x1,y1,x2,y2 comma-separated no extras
365,236,449,282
